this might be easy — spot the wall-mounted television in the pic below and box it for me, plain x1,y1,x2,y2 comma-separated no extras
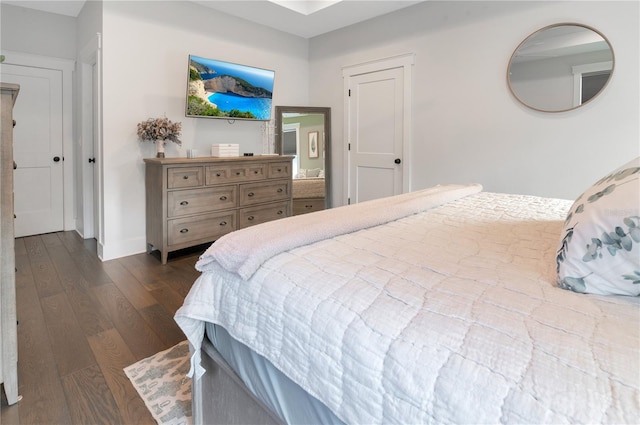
186,54,275,121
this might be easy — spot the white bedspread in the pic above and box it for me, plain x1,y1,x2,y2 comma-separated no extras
175,191,640,424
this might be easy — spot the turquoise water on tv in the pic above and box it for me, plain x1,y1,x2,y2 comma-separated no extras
209,92,272,120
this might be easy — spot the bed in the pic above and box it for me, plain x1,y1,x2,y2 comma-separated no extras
175,159,640,424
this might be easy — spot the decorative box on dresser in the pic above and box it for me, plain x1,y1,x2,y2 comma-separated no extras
145,155,294,264
1,83,20,405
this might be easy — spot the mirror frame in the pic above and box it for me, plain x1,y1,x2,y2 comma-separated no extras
275,106,332,209
507,23,615,113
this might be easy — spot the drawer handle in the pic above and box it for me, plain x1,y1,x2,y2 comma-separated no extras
277,188,283,193
254,170,259,174
277,210,283,215
247,216,254,221
277,168,282,172
236,172,241,176
183,175,189,180
180,201,189,206
216,173,221,177
220,221,227,226
247,192,255,197
180,228,189,234
306,205,313,209
220,196,227,201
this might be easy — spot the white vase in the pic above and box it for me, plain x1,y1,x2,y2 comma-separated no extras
156,140,165,158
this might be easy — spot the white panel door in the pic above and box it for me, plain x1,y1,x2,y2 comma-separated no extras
347,66,405,204
1,64,64,237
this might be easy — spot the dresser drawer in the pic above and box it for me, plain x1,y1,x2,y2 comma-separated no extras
239,201,290,228
293,197,325,215
268,161,292,179
145,155,293,264
206,164,266,184
168,211,236,245
167,185,237,217
167,167,204,189
239,180,290,206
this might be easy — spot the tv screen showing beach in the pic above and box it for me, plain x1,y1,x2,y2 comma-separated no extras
186,55,275,121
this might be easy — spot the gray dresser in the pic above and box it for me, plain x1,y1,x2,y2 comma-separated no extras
1,82,19,405
144,155,294,264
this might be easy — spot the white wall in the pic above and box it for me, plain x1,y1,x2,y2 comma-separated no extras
309,1,639,204
0,3,76,59
99,1,309,260
3,1,638,261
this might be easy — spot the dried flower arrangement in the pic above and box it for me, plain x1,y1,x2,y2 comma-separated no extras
136,117,182,145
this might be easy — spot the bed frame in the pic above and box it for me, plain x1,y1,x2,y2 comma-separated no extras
192,337,284,425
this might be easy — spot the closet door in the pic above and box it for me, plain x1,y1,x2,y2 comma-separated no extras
1,63,64,237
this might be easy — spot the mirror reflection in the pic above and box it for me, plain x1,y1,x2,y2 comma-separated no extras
275,106,331,215
508,23,614,112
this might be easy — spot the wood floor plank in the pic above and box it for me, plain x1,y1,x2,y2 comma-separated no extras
30,260,66,298
15,283,73,425
123,251,199,290
119,255,166,291
61,364,125,425
160,265,198,299
46,245,98,292
14,253,35,306
92,283,167,359
150,281,186,316
139,303,186,347
102,259,158,310
72,247,114,286
13,231,197,424
40,293,97,377
14,236,26,256
0,397,20,425
40,231,65,248
64,285,115,337
44,246,114,338
22,235,49,264
57,229,87,253
88,329,156,425
24,235,65,298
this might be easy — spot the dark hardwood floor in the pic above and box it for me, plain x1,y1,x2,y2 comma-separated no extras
1,231,204,424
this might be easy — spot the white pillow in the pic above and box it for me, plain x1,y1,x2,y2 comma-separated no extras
307,168,321,178
556,157,640,296
296,169,307,179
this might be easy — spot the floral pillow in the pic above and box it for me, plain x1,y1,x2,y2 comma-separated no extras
556,157,640,296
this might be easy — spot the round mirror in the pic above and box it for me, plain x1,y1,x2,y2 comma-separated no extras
507,23,614,112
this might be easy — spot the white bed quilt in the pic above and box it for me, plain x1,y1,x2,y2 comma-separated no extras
176,191,640,424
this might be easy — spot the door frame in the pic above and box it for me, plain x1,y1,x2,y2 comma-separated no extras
78,34,103,244
1,50,75,232
342,53,414,205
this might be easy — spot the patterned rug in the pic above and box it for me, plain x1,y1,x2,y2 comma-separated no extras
124,341,192,425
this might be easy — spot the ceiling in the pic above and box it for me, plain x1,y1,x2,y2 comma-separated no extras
3,0,425,39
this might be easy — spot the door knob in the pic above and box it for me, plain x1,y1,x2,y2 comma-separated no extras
53,156,61,162
394,158,402,164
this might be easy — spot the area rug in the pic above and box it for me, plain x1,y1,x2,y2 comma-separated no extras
124,340,192,425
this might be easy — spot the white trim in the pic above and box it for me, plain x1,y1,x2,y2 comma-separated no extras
1,50,76,232
572,61,613,107
282,122,300,176
98,236,146,262
342,53,414,205
77,33,103,244
342,53,415,76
